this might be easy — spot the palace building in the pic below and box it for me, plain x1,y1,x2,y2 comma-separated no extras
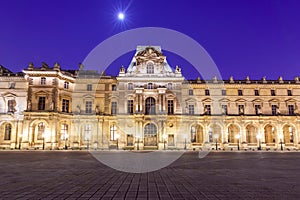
0,46,300,150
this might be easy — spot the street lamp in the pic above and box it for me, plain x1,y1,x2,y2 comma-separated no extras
256,134,261,150
18,133,23,150
42,134,45,150
214,133,219,151
163,134,167,150
115,133,120,150
184,134,187,150
279,134,283,151
235,134,240,150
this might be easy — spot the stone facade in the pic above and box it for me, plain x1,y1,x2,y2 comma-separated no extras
0,46,300,150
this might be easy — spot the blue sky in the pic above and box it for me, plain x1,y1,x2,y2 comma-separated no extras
0,0,299,80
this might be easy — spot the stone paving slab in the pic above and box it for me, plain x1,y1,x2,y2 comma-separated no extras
0,151,300,199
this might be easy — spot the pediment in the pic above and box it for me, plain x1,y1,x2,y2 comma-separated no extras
269,98,280,103
252,98,264,103
219,98,230,102
2,92,17,98
235,98,246,103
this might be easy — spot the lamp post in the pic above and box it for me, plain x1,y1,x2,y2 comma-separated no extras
279,134,283,151
163,134,167,150
18,133,22,150
116,133,120,150
184,134,187,150
256,134,261,150
235,134,240,150
214,133,219,151
42,134,45,150
65,133,69,150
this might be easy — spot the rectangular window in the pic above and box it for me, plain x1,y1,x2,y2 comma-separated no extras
9,82,15,89
7,100,15,113
221,105,227,115
271,105,277,115
127,134,133,146
238,90,243,96
205,89,210,96
221,90,226,96
112,84,117,91
271,90,276,96
38,97,46,110
64,81,69,89
288,105,294,115
167,83,172,90
111,102,117,115
188,89,193,95
168,134,175,146
127,100,133,114
254,90,259,96
62,99,69,113
167,100,174,114
85,101,92,113
287,90,292,96
85,124,91,141
110,125,117,141
41,77,46,85
87,84,92,91
238,105,244,115
188,105,194,115
255,105,261,115
204,105,211,115
128,83,133,90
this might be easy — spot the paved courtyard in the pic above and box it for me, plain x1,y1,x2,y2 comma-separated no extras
0,151,300,200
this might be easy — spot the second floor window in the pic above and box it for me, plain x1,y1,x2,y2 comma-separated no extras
287,90,292,96
127,100,133,114
238,105,244,115
62,99,69,113
188,89,193,95
204,105,211,115
288,105,294,115
271,105,277,115
85,101,92,113
38,97,46,110
7,100,15,113
188,105,194,115
64,81,69,89
168,100,174,114
41,77,46,85
221,105,227,115
254,90,259,96
255,105,261,115
111,102,117,115
147,83,154,89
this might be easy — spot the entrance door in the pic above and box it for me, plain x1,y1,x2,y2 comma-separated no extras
144,123,157,146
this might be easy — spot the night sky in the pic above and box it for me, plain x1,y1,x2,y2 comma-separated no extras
0,0,300,80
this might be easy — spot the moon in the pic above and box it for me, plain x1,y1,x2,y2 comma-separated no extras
118,12,125,20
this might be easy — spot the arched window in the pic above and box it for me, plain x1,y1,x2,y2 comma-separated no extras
264,125,276,144
145,97,156,115
4,124,12,140
85,124,91,141
37,122,45,140
191,126,196,143
144,123,157,146
146,62,154,74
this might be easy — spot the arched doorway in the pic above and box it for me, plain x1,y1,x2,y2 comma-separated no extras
208,124,222,143
190,124,203,144
228,124,240,144
144,123,157,146
283,125,294,145
246,125,258,144
145,97,156,115
264,124,276,145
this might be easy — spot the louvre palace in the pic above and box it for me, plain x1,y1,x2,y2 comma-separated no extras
0,46,299,150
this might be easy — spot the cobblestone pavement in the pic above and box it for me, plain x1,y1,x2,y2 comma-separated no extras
0,151,300,200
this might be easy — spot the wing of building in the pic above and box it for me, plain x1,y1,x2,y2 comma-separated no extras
1,46,300,150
